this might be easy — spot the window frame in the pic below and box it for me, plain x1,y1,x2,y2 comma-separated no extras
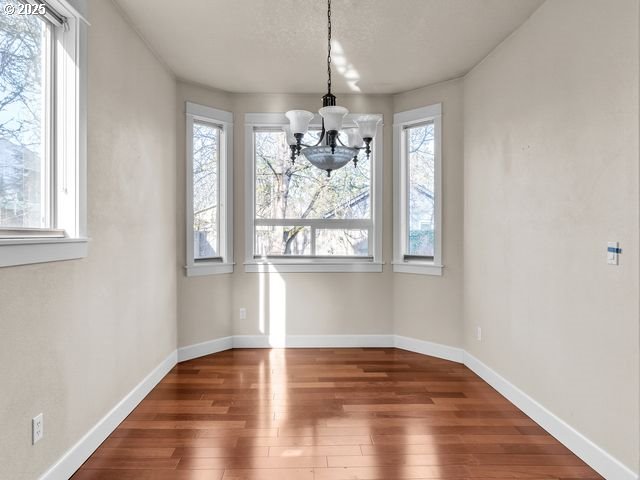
0,0,88,268
185,102,233,276
392,103,443,276
244,112,383,273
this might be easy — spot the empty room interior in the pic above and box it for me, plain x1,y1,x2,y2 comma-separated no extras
0,0,638,479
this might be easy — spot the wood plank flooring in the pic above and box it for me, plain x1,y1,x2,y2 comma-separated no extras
71,348,602,479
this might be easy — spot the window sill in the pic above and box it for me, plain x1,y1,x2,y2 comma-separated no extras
0,237,89,268
245,260,384,273
185,262,234,277
392,261,443,276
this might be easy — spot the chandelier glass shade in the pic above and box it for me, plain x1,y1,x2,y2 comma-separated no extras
284,0,380,176
303,145,355,173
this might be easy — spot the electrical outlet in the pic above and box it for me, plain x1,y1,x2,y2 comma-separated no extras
239,308,247,320
476,326,482,341
32,413,43,444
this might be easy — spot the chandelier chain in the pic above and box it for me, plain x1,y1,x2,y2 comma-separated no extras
327,0,332,93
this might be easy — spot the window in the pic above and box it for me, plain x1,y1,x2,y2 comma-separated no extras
0,0,87,267
393,104,442,275
185,102,233,276
245,113,383,273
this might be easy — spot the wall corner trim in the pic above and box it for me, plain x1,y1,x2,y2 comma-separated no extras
463,352,638,480
38,349,178,480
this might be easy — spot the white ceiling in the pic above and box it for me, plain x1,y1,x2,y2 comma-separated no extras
115,0,544,95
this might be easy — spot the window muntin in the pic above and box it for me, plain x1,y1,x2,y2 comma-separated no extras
0,8,53,232
192,120,220,260
253,128,372,258
406,121,435,259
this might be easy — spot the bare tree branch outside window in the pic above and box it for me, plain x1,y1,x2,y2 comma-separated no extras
193,121,219,258
254,129,371,257
407,122,435,256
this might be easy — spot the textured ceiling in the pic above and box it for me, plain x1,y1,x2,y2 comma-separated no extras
115,0,544,94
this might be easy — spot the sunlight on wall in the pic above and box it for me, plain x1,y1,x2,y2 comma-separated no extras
258,272,287,347
331,40,361,92
259,272,266,334
268,272,286,346
258,270,287,345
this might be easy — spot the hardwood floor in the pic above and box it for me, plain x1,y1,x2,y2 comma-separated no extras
71,348,602,479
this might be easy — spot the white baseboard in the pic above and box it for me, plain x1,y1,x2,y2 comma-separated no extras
463,352,638,480
232,334,395,349
394,335,464,363
177,336,233,362
38,350,177,480
39,335,638,480
231,334,273,348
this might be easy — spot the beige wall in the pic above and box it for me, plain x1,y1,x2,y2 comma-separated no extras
463,0,639,471
392,79,465,347
0,1,178,477
176,82,234,347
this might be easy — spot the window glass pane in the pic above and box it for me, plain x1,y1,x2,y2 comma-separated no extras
254,130,370,221
193,121,219,259
316,229,369,256
255,225,311,256
0,7,50,229
407,122,435,257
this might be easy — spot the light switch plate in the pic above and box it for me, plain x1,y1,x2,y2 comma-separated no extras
607,242,619,265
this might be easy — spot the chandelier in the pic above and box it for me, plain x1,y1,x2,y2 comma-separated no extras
284,0,380,177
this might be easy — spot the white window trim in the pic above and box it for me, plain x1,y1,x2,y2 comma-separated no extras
0,0,88,268
244,112,383,273
392,103,443,276
185,102,234,276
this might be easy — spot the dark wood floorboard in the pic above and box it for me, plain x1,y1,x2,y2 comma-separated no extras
71,348,602,479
